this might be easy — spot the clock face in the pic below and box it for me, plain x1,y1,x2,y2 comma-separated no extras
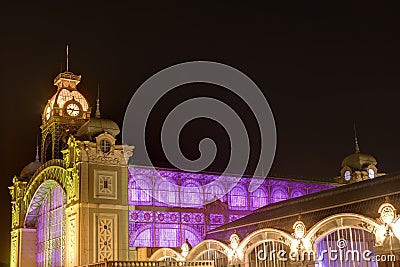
45,106,51,120
66,103,80,117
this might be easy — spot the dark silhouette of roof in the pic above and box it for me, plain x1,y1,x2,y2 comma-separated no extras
206,172,400,240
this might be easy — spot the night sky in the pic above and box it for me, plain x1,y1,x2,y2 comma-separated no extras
1,1,400,264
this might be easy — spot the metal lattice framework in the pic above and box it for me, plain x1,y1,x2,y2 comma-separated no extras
128,166,333,249
36,183,66,267
306,213,381,245
25,180,59,227
42,123,83,161
22,159,75,225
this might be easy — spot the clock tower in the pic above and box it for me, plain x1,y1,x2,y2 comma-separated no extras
41,70,91,162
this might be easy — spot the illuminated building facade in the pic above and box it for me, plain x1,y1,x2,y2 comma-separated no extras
171,173,400,267
10,66,387,267
127,167,333,250
8,67,334,267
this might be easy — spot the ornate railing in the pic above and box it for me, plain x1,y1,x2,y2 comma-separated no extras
77,261,215,267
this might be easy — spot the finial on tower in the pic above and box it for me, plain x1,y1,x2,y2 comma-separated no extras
354,123,360,153
66,45,69,72
54,46,81,89
95,84,101,119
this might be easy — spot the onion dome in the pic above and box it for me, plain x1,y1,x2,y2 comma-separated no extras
76,118,120,140
76,88,120,140
20,146,41,180
341,153,377,171
341,132,377,171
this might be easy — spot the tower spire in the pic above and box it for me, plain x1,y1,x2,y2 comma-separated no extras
95,84,101,119
66,45,69,72
35,136,40,162
354,123,360,153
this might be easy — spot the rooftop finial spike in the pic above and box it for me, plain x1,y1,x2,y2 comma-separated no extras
354,123,360,153
66,45,69,72
35,136,40,162
95,84,101,119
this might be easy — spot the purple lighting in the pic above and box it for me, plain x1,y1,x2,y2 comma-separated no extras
251,188,268,209
36,184,66,267
128,166,334,248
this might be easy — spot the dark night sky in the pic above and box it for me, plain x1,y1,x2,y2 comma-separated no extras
1,1,400,263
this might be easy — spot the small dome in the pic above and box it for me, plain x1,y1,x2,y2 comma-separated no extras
76,118,120,140
341,152,377,171
20,147,41,180
341,131,377,171
20,160,41,180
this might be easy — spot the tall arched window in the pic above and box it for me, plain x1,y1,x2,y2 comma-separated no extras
36,184,66,267
157,181,178,206
271,188,287,203
182,229,202,247
133,228,153,248
317,228,378,267
229,186,248,210
182,182,202,207
291,189,304,199
156,226,179,247
251,188,267,209
205,184,225,203
130,177,152,204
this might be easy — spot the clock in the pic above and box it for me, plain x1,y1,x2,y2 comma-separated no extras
45,106,51,121
65,101,81,117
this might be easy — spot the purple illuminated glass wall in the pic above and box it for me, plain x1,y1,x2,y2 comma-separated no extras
36,184,66,267
128,166,334,248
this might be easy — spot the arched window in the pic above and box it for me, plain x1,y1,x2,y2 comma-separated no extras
317,228,377,267
133,228,153,247
291,189,304,199
205,184,225,203
229,186,248,210
130,178,151,204
182,228,202,247
182,183,202,207
100,139,111,153
156,226,179,247
271,188,287,203
368,169,375,179
251,188,267,209
157,181,178,206
344,170,351,181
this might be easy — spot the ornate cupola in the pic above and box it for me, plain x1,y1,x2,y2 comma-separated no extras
41,46,91,162
19,145,41,181
335,127,384,184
